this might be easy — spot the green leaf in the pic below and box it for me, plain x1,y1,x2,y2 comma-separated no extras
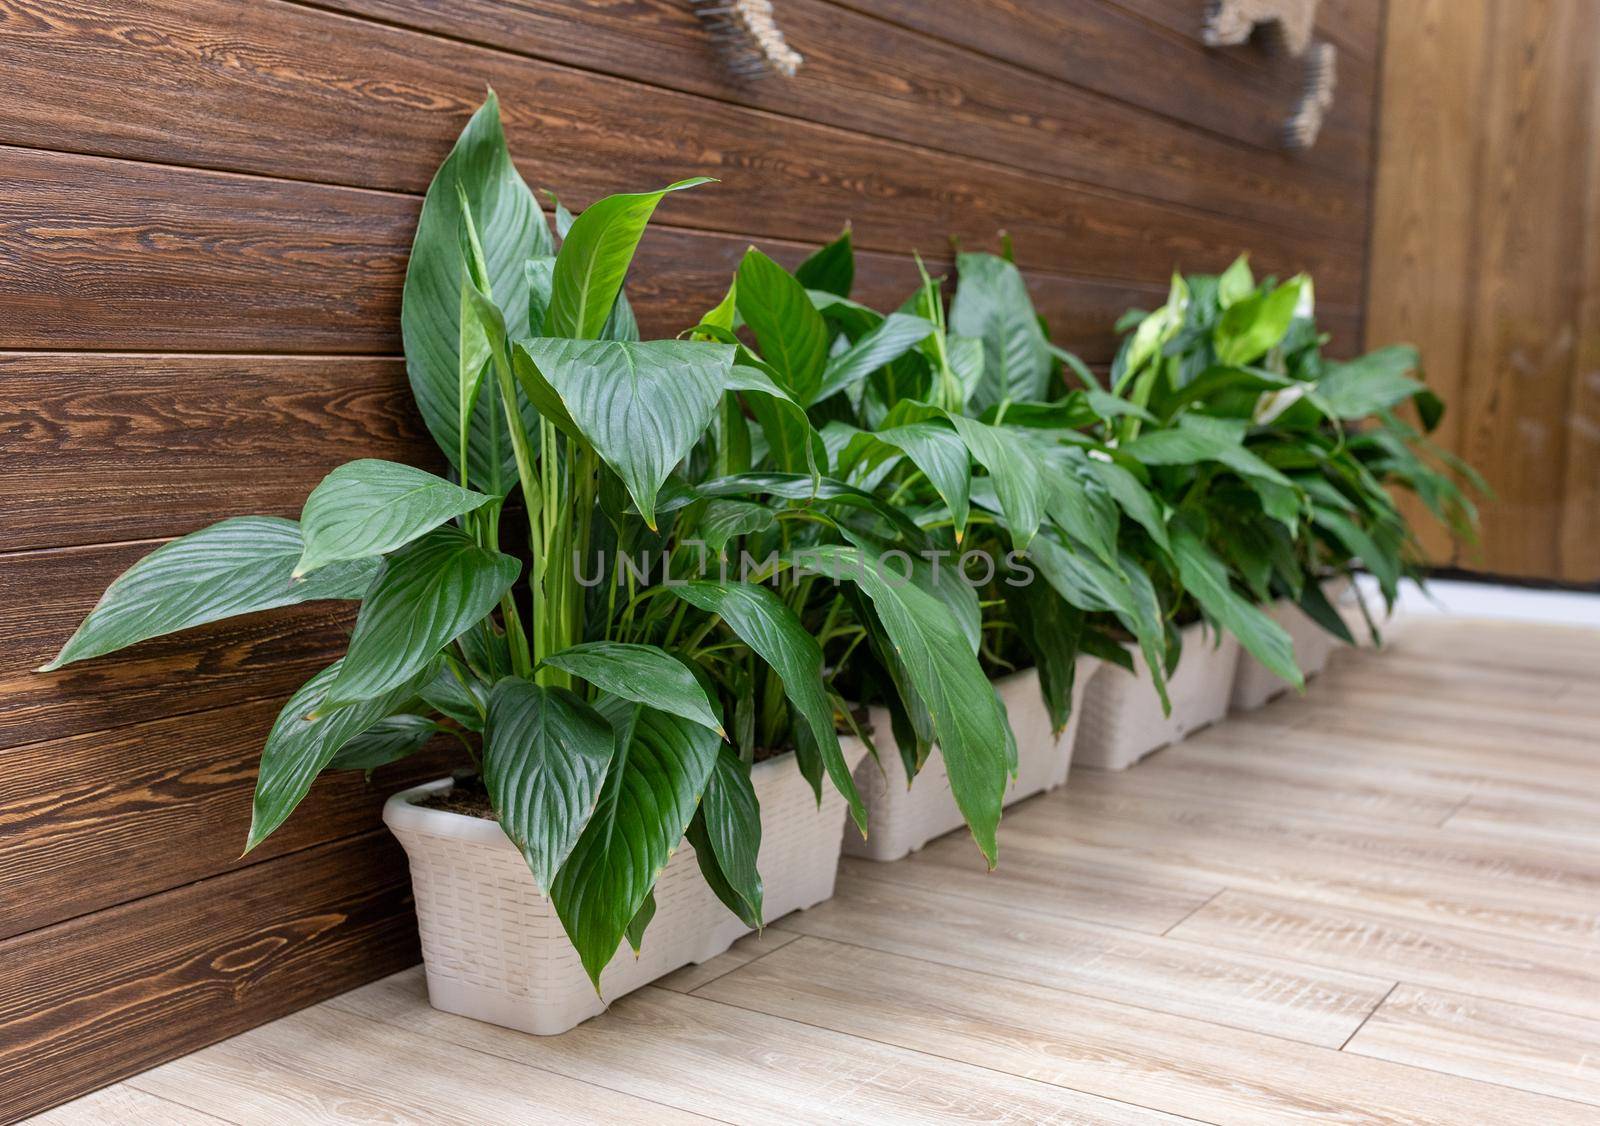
1044,449,1120,568
248,659,435,850
295,459,495,577
1083,457,1171,554
552,700,721,986
1316,346,1424,419
625,890,656,954
795,227,854,297
1171,527,1302,687
516,338,735,529
42,517,377,671
1002,580,1086,732
1215,276,1304,366
696,499,776,554
324,526,521,708
670,580,865,833
402,92,548,491
484,678,617,893
812,313,935,405
1217,255,1255,308
729,363,825,479
1125,416,1300,527
736,248,832,403
688,747,764,928
874,423,972,542
326,713,445,774
949,415,1046,549
544,178,713,340
1297,578,1356,645
949,253,1051,410
810,546,1011,866
541,641,723,736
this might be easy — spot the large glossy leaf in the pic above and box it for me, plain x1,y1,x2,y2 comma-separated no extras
670,580,865,832
1044,449,1120,568
1215,276,1304,366
728,363,824,479
948,252,1051,410
42,517,377,671
294,459,494,577
1315,345,1423,419
1125,416,1300,527
870,423,972,541
686,747,764,927
551,699,721,986
794,227,854,297
811,313,935,405
247,659,434,850
1083,457,1171,554
1002,579,1086,732
949,415,1045,549
695,499,776,554
402,93,548,491
516,338,735,529
736,248,831,403
1171,527,1302,687
811,546,1011,866
327,714,446,774
541,641,723,735
484,678,616,892
659,473,929,546
324,527,521,708
544,178,712,340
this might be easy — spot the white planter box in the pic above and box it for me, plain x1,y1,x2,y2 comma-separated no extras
1074,621,1240,771
1232,578,1351,711
382,738,867,1036
841,660,1099,863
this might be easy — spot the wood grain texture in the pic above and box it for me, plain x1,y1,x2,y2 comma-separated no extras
128,1004,711,1124
1367,0,1600,581
834,0,1376,175
29,1085,227,1125
1346,984,1600,1106
772,875,1392,1046
0,832,421,1123
0,354,433,551
330,970,1183,1124
0,702,457,939
697,936,1588,1125
307,0,1366,240
0,2,1367,297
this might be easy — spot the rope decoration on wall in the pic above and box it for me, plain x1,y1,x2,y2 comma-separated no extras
691,0,803,80
1203,0,1337,150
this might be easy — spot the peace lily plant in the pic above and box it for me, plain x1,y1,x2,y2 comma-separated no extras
41,93,1478,1011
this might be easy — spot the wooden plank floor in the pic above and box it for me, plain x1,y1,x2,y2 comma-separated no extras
32,619,1600,1123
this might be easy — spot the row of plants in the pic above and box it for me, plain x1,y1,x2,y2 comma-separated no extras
43,95,1479,1014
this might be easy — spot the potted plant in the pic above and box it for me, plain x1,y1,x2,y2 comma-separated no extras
38,95,1017,1036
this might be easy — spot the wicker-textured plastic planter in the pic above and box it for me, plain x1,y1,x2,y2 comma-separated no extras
383,737,867,1036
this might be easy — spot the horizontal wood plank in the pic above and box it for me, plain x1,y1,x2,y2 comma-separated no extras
775,874,1391,1045
0,832,421,1122
0,697,458,939
331,968,1180,1123
1170,890,1600,1020
128,1003,711,1124
0,354,434,551
833,0,1375,174
300,0,1366,239
696,935,1587,1124
1346,984,1600,1107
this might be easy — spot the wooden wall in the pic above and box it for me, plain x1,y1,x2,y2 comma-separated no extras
1367,0,1600,583
0,0,1382,1116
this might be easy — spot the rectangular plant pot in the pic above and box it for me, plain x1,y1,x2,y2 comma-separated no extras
841,660,1099,863
1074,621,1240,772
1231,577,1351,712
382,738,867,1036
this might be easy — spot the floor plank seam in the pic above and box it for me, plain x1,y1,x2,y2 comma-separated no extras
1435,793,1475,828
1337,980,1399,1051
680,934,800,996
763,929,1383,1053
1160,887,1228,937
118,1080,240,1125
